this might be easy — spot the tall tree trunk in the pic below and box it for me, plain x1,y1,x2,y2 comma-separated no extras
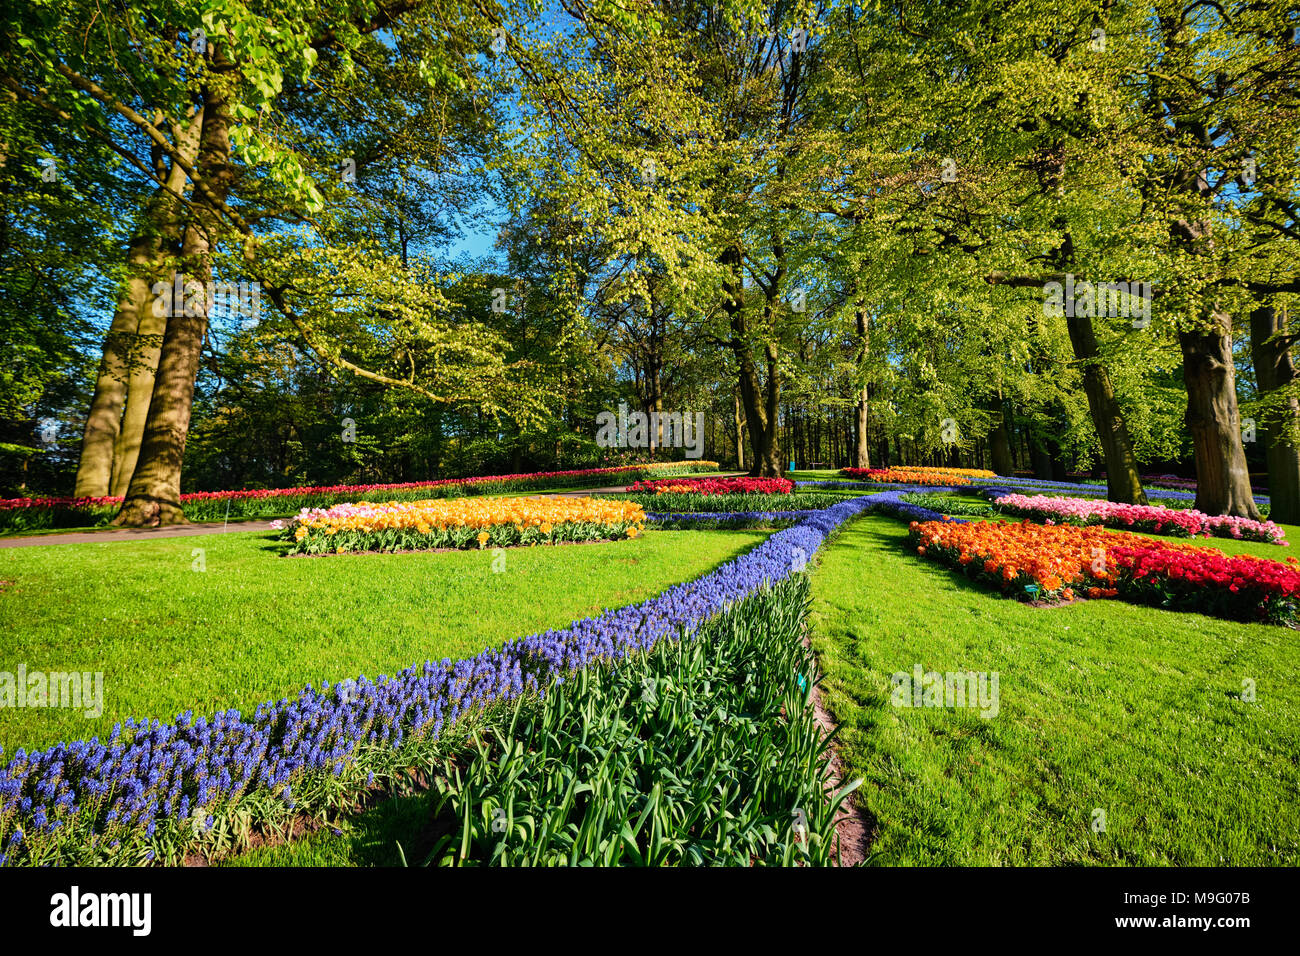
109,107,205,497
734,350,773,475
74,285,146,497
853,306,871,468
1065,314,1149,504
1166,240,1258,517
988,265,1148,501
987,403,1015,477
1029,429,1055,479
721,245,782,477
989,133,1148,498
73,142,193,497
110,293,170,497
1148,22,1259,521
114,80,232,527
645,293,665,451
647,375,663,451
1179,312,1260,518
733,390,745,470
1249,304,1300,523
759,342,782,476
1018,223,1146,500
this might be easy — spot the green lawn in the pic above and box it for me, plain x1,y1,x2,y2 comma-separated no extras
808,514,1300,866
0,526,768,751
220,794,430,866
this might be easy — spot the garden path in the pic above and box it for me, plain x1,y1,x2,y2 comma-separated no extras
0,473,749,548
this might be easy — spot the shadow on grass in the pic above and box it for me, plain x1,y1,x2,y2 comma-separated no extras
839,516,1051,608
343,792,432,866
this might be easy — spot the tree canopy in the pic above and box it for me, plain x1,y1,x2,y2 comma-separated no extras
1,0,1297,520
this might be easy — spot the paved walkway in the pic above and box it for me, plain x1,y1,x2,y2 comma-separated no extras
0,473,748,548
0,518,279,548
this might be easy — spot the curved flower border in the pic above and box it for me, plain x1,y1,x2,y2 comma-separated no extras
989,492,1286,544
0,490,906,863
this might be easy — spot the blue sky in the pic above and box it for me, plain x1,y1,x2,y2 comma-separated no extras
447,219,503,263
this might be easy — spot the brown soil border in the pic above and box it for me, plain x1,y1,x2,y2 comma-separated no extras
802,628,874,867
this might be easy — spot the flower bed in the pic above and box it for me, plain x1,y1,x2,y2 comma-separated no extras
796,479,882,491
0,462,718,531
1143,473,1198,491
611,490,836,513
627,476,793,495
839,467,981,486
974,475,1271,507
991,493,1287,544
422,574,856,866
908,519,1300,625
0,493,878,865
273,496,646,555
1136,474,1268,495
858,488,966,524
900,491,995,517
900,465,997,478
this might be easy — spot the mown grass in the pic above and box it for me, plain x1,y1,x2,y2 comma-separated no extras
220,796,430,866
808,514,1300,866
221,800,424,866
0,527,768,751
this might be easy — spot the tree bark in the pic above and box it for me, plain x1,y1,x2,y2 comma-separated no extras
109,107,205,497
987,402,1015,477
721,245,783,477
988,267,1148,502
1167,241,1259,516
1065,314,1149,504
1029,430,1054,479
853,305,871,469
1249,304,1300,523
1177,312,1260,518
1145,28,1259,519
758,342,782,476
643,289,666,451
114,80,232,526
733,390,745,470
73,142,193,497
